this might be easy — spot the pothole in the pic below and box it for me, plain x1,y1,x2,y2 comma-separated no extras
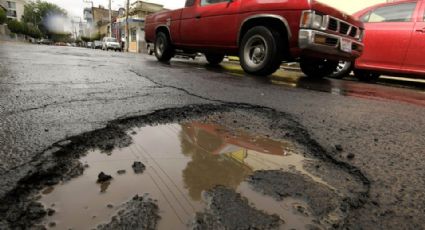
37,121,325,229
0,106,369,230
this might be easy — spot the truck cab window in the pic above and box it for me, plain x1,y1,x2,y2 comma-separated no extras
367,2,417,23
185,0,195,7
360,12,371,22
200,0,228,6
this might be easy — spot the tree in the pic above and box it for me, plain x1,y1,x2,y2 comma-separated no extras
7,20,43,38
21,0,67,38
23,23,43,38
0,8,6,25
7,20,24,34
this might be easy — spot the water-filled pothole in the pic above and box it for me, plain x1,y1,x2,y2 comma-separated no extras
38,121,333,229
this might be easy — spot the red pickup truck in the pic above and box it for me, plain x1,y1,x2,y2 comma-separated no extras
333,0,425,81
145,0,364,77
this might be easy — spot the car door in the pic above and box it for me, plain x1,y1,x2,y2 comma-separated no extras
180,0,240,47
355,1,418,72
402,0,425,74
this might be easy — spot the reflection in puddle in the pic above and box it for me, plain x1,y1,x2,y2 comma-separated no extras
39,122,323,229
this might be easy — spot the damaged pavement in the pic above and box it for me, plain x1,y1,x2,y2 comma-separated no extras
0,42,424,229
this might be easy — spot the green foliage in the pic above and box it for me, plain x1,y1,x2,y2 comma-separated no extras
23,23,43,38
7,20,24,34
81,33,101,42
81,36,91,42
21,0,67,37
7,19,43,38
0,8,7,25
50,32,71,42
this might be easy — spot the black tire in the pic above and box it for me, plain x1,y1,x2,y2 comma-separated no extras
239,26,284,76
330,61,353,79
354,69,380,82
205,53,225,65
300,57,339,79
155,31,174,62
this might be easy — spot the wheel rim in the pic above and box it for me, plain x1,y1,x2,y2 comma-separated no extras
336,61,347,72
155,36,165,57
243,35,268,69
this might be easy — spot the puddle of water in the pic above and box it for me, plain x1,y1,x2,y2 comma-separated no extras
39,122,323,229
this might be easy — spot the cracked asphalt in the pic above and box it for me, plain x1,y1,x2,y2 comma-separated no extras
1,41,425,229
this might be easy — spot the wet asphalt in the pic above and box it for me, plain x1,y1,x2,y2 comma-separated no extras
1,41,425,229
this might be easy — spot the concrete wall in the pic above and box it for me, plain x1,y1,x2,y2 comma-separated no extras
317,0,386,14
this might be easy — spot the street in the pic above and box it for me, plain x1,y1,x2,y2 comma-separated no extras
1,41,425,229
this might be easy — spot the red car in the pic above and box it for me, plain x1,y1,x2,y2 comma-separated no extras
145,0,364,77
333,0,425,81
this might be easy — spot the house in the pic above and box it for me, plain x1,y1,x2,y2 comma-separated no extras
0,3,6,12
115,1,165,53
90,5,118,38
0,0,26,21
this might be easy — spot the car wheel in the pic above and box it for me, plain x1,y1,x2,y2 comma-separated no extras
354,69,380,82
300,57,339,79
205,53,225,65
155,31,174,62
239,26,284,76
330,61,353,79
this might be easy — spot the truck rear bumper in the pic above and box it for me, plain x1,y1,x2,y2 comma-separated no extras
298,29,363,61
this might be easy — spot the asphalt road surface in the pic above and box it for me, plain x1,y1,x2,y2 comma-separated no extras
0,41,424,229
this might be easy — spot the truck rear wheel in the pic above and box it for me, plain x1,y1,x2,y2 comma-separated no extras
205,53,225,65
240,26,283,76
300,57,338,79
155,31,174,62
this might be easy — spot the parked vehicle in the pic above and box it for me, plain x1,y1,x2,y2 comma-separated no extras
87,42,93,48
92,40,102,49
38,39,53,45
146,44,154,55
145,0,364,77
332,0,425,81
102,37,122,51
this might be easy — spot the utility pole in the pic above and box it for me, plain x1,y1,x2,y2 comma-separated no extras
109,0,112,37
125,0,130,52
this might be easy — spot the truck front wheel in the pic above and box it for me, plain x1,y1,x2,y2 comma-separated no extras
205,53,224,65
240,26,283,76
300,57,338,79
155,32,174,62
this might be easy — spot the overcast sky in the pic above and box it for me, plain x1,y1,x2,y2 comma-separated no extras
45,0,186,18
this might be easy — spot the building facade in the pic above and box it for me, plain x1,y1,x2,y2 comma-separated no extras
115,1,165,53
0,0,26,21
91,5,118,38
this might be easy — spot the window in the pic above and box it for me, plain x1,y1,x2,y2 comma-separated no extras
366,2,417,23
200,0,228,6
185,0,195,7
6,1,17,18
106,38,117,42
130,29,136,42
423,9,425,21
7,1,16,9
360,12,371,23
